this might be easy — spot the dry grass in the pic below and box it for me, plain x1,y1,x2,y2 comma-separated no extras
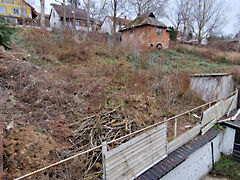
173,44,240,65
2,28,203,179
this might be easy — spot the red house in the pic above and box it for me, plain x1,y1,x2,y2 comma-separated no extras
119,12,170,50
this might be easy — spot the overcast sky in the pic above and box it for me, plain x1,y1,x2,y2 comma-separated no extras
30,0,239,35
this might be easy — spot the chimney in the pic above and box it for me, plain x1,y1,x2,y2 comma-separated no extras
124,16,126,19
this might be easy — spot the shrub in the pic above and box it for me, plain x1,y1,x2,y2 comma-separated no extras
0,22,15,49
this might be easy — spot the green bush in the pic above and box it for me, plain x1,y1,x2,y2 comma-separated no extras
0,19,15,49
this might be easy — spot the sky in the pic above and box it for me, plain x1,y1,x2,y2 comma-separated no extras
30,0,239,35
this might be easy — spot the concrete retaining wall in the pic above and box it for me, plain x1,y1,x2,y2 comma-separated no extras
190,74,233,102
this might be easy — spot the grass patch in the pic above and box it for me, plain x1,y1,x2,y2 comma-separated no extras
211,154,240,179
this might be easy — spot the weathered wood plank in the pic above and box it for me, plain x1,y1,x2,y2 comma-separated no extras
222,96,234,116
167,125,201,153
105,129,165,161
104,123,167,180
201,119,217,135
102,142,107,180
106,135,166,170
106,147,167,180
105,123,167,159
228,91,238,113
201,101,224,126
106,131,166,169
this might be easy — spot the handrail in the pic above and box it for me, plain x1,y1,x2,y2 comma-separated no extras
14,90,238,179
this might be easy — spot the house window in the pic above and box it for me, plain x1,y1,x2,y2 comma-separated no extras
21,9,26,16
156,28,163,36
0,6,6,14
12,8,20,15
2,0,14,4
130,29,133,34
76,21,80,26
82,22,86,27
53,12,55,17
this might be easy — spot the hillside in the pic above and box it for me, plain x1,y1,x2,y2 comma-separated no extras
1,28,240,179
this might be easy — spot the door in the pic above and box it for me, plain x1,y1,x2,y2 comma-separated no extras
233,129,240,158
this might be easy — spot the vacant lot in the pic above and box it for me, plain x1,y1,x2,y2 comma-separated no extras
1,28,240,179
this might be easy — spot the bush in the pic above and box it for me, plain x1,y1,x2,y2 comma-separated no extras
0,21,15,49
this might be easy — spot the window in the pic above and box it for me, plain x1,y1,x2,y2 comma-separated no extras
53,12,55,18
21,9,26,16
2,0,14,4
0,6,6,14
76,21,80,26
156,28,163,36
82,22,86,27
12,8,20,15
130,29,133,35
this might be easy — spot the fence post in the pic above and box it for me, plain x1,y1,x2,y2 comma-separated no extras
209,103,211,108
174,118,177,138
102,142,107,180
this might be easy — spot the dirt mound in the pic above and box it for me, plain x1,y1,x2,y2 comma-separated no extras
3,125,60,179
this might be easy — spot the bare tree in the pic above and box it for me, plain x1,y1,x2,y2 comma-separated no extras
235,12,240,34
56,0,67,30
108,0,128,34
80,0,108,31
190,0,227,43
129,0,169,18
40,0,45,29
68,0,81,7
167,0,193,40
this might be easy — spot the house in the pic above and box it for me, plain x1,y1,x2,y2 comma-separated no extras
0,0,35,24
99,16,132,34
223,35,240,51
33,12,50,27
119,12,170,50
49,4,95,31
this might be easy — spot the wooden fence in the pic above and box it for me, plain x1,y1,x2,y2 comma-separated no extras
102,123,167,180
102,90,239,180
201,90,238,135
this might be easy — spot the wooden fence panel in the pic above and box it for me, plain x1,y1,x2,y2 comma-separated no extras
201,91,238,135
201,119,217,135
221,96,234,115
167,125,201,154
228,91,238,114
103,123,167,180
201,101,224,126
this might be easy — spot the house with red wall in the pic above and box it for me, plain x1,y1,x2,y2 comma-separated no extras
119,12,170,50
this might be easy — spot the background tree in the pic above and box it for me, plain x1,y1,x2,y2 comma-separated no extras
235,12,240,35
108,0,128,34
40,0,45,29
129,0,169,18
80,0,108,31
189,0,227,43
169,26,177,41
167,0,193,40
68,0,81,7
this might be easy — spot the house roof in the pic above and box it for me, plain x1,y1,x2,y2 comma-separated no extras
120,12,167,32
107,16,132,25
51,4,94,22
36,12,50,19
23,0,35,10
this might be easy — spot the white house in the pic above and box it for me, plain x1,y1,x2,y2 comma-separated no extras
99,16,132,34
49,4,95,31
